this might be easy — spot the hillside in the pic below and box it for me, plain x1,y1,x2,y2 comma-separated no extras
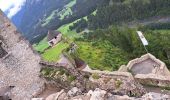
33,0,170,71
10,0,105,43
12,0,70,43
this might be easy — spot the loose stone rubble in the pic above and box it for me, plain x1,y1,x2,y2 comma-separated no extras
33,88,170,100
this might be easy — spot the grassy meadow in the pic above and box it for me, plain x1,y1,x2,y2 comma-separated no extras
41,41,69,62
33,37,49,52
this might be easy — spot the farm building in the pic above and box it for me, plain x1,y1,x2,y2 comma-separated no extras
47,30,62,46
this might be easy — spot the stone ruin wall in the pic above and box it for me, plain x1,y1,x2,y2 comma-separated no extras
127,54,164,71
0,10,45,100
80,53,170,88
94,53,170,88
81,65,135,82
135,74,170,87
125,53,170,88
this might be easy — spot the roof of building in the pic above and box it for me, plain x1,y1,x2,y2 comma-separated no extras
47,30,61,41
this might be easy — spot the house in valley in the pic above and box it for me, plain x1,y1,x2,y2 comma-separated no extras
47,30,62,46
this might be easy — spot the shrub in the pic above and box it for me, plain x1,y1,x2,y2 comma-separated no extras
115,79,123,89
41,68,54,76
92,73,100,79
68,75,76,82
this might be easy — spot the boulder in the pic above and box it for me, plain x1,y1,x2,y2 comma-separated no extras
141,92,170,100
87,88,107,100
46,89,67,100
68,87,82,97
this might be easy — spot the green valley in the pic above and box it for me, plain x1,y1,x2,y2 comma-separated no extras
33,0,170,71
42,41,69,62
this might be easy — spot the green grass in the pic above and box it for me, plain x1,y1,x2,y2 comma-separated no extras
57,15,89,39
42,41,69,62
92,10,97,16
36,19,80,53
154,30,170,34
115,79,123,89
57,18,81,39
58,23,77,37
76,41,107,70
33,37,49,52
66,0,77,8
58,0,76,20
68,75,76,82
42,10,58,27
41,68,54,76
59,8,72,20
92,73,100,79
42,0,76,26
76,41,128,71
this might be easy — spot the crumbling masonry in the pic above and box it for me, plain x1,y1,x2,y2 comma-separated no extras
0,10,45,100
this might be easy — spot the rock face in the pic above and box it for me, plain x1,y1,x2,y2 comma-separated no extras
0,10,45,100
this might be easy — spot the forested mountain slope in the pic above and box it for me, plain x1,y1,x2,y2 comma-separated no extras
11,0,105,43
11,0,170,71
87,0,170,29
12,0,70,43
52,0,170,71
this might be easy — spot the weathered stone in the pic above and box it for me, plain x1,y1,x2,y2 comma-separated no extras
89,74,146,97
108,95,132,100
118,65,128,72
127,53,170,76
0,9,45,100
46,89,67,100
32,98,44,100
87,88,107,100
141,92,170,100
68,87,82,97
